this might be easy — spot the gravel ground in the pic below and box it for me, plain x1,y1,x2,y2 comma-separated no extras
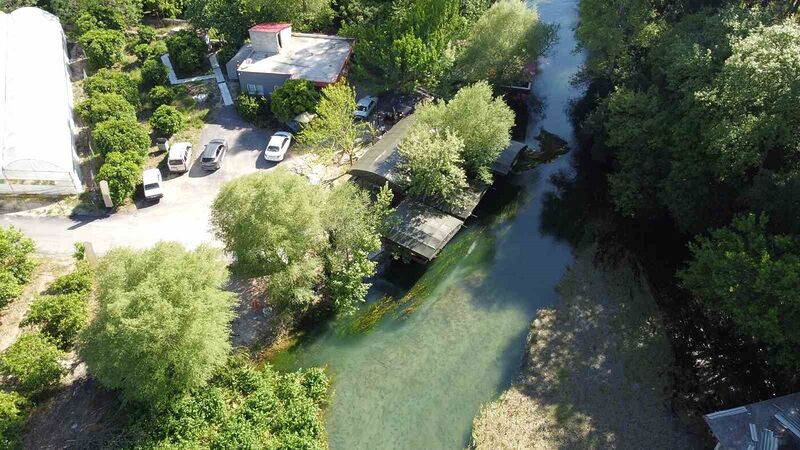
470,247,702,449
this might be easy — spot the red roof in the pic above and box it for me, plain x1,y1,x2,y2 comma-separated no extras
249,23,291,33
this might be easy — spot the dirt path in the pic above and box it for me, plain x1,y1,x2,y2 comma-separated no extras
470,247,702,449
0,257,73,352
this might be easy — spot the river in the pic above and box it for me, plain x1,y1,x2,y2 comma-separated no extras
272,0,585,448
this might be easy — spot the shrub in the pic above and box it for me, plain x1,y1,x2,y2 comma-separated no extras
97,151,144,206
76,93,136,126
76,0,141,30
270,79,320,123
0,333,64,397
23,292,90,350
84,69,140,106
150,105,185,136
0,226,36,306
79,29,126,69
300,367,329,405
137,25,157,44
235,93,268,125
92,118,150,156
166,29,207,75
47,267,93,296
75,12,99,35
141,58,169,88
134,40,168,61
148,86,175,108
0,392,29,450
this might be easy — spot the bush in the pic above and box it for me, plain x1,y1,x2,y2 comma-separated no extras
93,118,150,156
0,333,64,397
76,0,141,30
149,105,185,137
97,151,144,206
148,86,175,108
166,29,207,75
235,93,268,125
75,12,99,35
22,293,89,350
137,25,157,44
0,226,36,306
47,267,93,296
270,79,321,123
76,93,136,126
0,391,29,449
79,29,126,69
141,58,169,88
133,40,168,61
84,69,140,106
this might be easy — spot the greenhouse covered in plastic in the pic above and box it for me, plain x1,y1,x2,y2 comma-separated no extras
0,7,82,195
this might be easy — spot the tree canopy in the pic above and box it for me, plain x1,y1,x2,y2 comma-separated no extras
298,80,366,164
398,126,467,205
80,243,235,407
270,79,321,123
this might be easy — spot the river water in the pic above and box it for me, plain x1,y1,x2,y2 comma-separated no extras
274,1,585,448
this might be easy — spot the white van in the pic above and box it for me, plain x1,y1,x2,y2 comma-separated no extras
167,142,193,173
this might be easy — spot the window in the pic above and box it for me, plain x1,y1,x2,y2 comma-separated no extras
256,85,265,96
277,32,282,49
247,84,257,95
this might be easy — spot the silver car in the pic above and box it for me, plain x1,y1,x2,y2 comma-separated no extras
201,139,227,171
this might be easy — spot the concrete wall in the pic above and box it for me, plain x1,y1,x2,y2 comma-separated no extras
225,44,254,81
239,72,291,96
250,26,292,54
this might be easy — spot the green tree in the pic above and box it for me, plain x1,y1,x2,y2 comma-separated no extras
454,0,555,87
76,92,136,126
0,226,36,306
79,28,126,68
299,80,366,164
270,79,321,123
0,0,38,13
0,333,64,397
93,118,150,156
149,105,185,136
84,68,140,106
80,243,235,407
133,40,168,61
76,0,142,30
235,93,269,125
148,85,175,107
96,151,144,205
143,0,184,17
166,29,207,75
415,81,515,183
398,126,467,205
141,58,169,88
680,214,800,369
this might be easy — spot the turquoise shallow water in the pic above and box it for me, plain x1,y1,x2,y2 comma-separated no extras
274,1,585,448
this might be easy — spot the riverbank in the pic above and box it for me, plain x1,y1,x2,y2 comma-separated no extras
470,246,701,449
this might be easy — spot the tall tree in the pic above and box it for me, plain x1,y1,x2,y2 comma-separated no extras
80,243,234,407
299,80,366,164
398,126,467,205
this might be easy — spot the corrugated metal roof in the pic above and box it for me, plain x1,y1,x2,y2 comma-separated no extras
385,199,463,261
492,140,527,176
350,115,416,193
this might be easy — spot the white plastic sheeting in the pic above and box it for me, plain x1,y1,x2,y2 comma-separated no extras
0,7,81,195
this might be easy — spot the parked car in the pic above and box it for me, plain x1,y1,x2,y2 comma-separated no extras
354,96,378,120
167,142,193,173
201,139,228,171
285,112,316,134
142,169,163,200
264,131,293,162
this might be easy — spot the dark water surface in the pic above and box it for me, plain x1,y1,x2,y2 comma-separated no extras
273,1,585,447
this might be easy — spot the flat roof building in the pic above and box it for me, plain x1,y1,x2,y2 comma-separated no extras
0,7,81,195
226,23,353,96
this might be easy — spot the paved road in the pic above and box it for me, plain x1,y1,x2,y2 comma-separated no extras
1,106,280,256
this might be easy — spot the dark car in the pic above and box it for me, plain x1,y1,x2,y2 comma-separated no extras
200,139,227,171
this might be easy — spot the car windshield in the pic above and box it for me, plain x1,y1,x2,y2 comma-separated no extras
144,183,160,190
267,145,280,152
202,157,214,162
168,159,183,165
357,105,367,111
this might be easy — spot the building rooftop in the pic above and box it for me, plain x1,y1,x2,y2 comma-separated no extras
705,392,800,449
492,140,528,176
237,33,353,85
350,115,416,193
385,199,463,262
249,22,291,33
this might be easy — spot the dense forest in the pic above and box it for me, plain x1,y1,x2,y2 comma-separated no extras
562,0,800,414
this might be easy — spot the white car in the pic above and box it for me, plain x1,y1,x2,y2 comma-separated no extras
142,169,163,200
354,96,378,120
166,142,193,173
264,131,293,162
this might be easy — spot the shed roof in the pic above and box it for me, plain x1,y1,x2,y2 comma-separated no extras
414,181,488,221
385,199,463,262
350,115,416,193
705,392,800,449
492,140,528,176
0,8,77,174
249,23,291,33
